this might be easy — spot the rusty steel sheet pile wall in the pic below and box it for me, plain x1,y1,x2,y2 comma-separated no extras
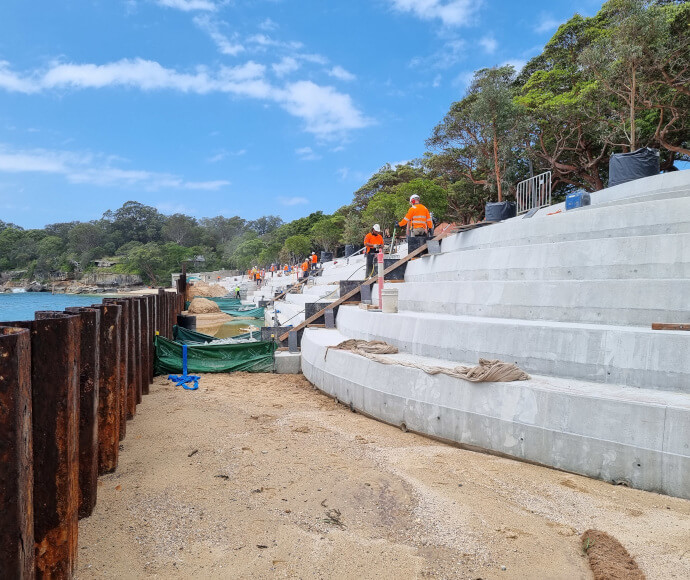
0,326,34,580
0,290,182,578
6,311,81,578
103,298,130,441
90,303,121,475
64,307,101,520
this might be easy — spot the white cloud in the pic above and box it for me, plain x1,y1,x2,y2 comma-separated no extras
479,35,497,54
259,18,278,31
336,167,349,180
0,58,371,138
155,0,218,11
327,66,356,82
207,149,246,163
278,196,308,206
409,39,467,70
501,59,527,74
272,57,300,78
0,144,229,191
534,15,561,34
193,15,244,56
295,146,321,161
279,80,371,137
389,0,481,27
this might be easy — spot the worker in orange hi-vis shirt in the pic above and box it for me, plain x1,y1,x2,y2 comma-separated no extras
310,251,318,270
301,259,310,280
363,223,384,278
399,194,433,238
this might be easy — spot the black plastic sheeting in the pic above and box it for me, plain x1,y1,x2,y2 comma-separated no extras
485,201,517,221
609,148,659,188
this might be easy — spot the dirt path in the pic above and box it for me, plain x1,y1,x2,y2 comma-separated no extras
76,374,690,579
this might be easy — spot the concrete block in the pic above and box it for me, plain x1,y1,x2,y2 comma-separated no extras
340,280,364,298
274,352,301,374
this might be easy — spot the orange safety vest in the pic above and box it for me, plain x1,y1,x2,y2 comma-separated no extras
363,232,384,253
399,203,433,231
301,261,309,272
311,254,318,264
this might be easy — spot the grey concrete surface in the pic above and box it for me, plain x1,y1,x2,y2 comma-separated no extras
335,306,690,393
274,351,301,374
393,279,690,326
301,329,690,500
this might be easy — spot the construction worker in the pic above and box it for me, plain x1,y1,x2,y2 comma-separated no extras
364,223,384,278
399,194,433,239
311,251,318,271
301,258,310,280
235,284,241,299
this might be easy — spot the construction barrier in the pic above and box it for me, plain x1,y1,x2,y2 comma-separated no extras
0,289,184,579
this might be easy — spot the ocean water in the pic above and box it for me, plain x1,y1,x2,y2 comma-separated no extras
0,291,112,322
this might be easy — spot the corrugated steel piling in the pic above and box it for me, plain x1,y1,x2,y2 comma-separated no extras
103,298,129,440
0,326,34,580
144,295,155,389
64,307,101,520
8,312,80,579
90,303,121,475
132,296,149,405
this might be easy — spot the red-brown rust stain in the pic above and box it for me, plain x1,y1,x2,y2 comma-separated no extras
0,326,35,579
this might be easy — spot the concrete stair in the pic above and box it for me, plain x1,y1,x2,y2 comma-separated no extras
301,328,690,500
300,172,690,498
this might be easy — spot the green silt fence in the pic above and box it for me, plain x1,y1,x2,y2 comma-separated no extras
172,325,252,344
154,335,276,374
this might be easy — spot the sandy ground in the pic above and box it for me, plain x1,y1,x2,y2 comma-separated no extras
76,373,690,580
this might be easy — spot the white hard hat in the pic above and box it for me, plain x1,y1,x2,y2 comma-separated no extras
410,194,420,203
373,224,381,232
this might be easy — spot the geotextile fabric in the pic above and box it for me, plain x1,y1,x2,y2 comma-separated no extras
155,335,276,374
327,339,530,383
172,325,252,344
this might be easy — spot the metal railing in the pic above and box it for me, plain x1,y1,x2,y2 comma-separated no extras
516,171,552,215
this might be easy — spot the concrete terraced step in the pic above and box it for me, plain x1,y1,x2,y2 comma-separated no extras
301,328,690,500
405,232,690,283
335,305,690,394
392,278,690,327
440,192,690,255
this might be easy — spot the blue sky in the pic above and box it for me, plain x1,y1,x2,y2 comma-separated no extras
0,0,605,229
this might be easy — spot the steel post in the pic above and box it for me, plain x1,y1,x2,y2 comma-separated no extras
91,303,121,474
0,326,34,580
64,307,101,520
9,312,80,579
103,298,129,439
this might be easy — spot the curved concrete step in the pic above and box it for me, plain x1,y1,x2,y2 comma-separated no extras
405,232,690,283
393,279,690,327
440,192,690,255
301,328,690,500
335,306,690,394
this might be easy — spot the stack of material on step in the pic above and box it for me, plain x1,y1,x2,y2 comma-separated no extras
301,170,690,500
187,297,221,314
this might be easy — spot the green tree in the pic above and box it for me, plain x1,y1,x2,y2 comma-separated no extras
352,163,426,210
341,213,366,246
162,213,202,246
396,179,449,223
230,235,267,270
310,216,345,252
282,235,311,261
103,201,165,246
361,191,407,234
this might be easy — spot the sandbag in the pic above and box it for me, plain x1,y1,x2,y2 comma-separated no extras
609,148,659,188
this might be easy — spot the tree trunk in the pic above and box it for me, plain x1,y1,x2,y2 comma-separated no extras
493,125,502,202
630,65,637,151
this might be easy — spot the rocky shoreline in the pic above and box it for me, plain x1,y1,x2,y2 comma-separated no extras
1,280,146,294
